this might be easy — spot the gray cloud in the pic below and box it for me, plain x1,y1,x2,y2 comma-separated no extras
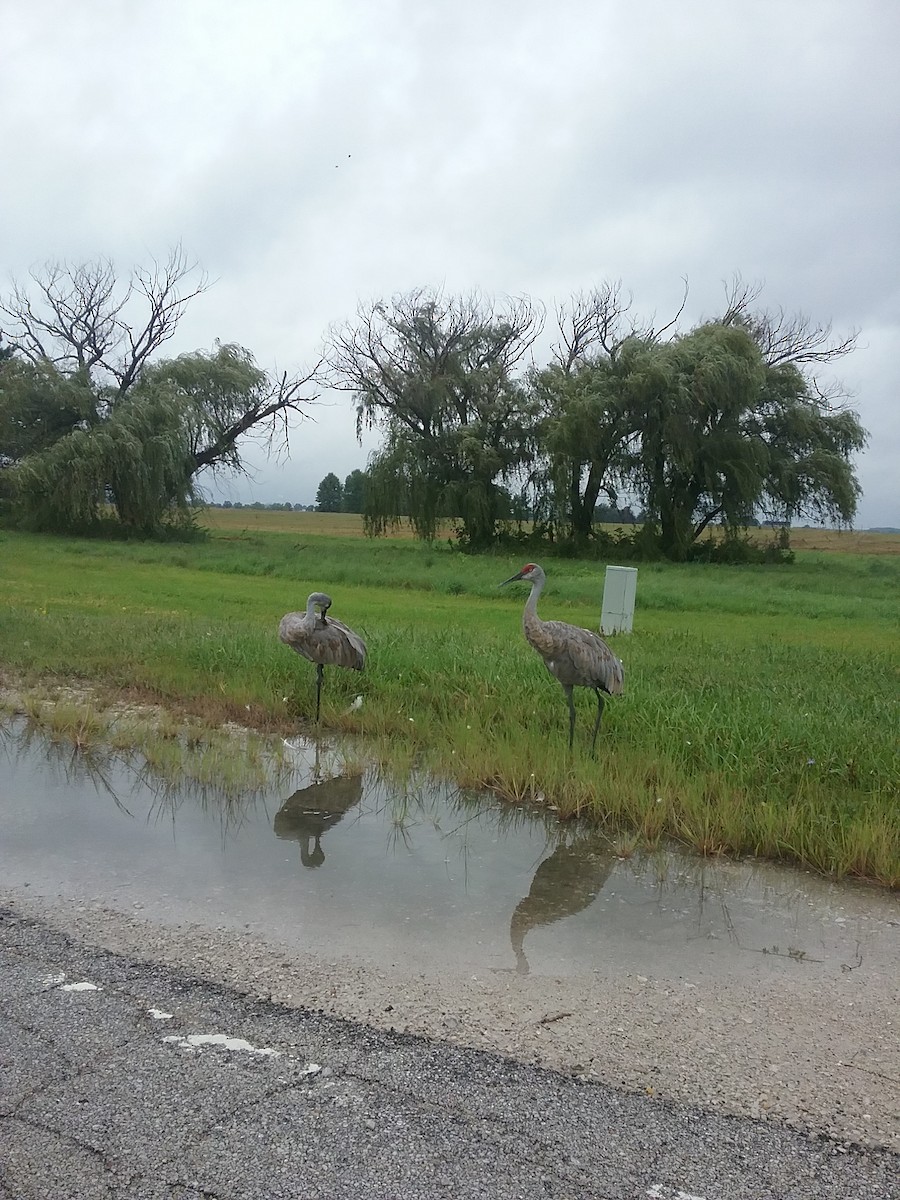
3,0,897,524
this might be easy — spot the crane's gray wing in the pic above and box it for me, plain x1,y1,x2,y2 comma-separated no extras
321,616,367,670
279,609,366,671
278,612,318,662
539,620,624,695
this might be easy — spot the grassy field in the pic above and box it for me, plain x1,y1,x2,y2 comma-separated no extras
1,515,898,886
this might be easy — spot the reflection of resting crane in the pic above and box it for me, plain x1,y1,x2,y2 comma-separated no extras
510,836,616,975
274,771,363,868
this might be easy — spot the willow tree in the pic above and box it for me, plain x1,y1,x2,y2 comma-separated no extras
527,284,658,541
0,253,321,533
11,385,197,533
329,289,543,546
625,324,771,558
624,322,866,559
0,355,95,469
743,360,867,526
527,279,866,559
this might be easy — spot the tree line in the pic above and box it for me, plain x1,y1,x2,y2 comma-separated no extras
328,282,864,560
314,469,366,513
0,252,866,560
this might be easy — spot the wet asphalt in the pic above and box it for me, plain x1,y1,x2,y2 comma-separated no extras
1,908,896,1200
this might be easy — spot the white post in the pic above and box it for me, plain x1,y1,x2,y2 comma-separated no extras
600,565,637,635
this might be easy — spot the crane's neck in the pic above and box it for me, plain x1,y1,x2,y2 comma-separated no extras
510,909,530,975
522,575,544,633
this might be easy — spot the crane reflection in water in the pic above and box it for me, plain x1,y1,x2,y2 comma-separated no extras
274,769,363,868
273,738,618,971
509,834,617,975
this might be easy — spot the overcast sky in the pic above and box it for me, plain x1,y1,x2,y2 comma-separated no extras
3,0,898,525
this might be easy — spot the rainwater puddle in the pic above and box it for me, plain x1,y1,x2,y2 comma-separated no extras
0,719,896,980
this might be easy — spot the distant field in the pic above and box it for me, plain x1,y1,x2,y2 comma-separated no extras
783,527,900,554
202,509,424,538
200,508,900,555
1,523,897,886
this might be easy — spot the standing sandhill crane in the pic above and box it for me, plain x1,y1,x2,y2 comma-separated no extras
278,592,366,721
500,563,624,750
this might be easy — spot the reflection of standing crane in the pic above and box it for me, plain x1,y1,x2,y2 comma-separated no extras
279,592,367,721
274,771,363,868
510,837,616,975
501,563,623,750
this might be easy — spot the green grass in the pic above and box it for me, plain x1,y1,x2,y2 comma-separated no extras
1,524,897,887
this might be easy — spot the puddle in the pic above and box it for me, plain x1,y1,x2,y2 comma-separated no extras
0,719,896,980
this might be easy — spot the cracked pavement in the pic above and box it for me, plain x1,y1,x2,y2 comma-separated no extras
1,908,897,1199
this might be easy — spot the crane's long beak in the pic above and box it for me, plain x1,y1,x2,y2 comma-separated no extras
500,570,526,586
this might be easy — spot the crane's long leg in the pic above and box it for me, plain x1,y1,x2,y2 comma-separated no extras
315,663,324,722
590,688,606,753
564,686,576,750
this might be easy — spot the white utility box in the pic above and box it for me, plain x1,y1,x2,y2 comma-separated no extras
600,565,637,635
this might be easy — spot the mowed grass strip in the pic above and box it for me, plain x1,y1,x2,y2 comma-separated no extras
1,524,897,886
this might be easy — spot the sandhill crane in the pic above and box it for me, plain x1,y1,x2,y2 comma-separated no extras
501,563,624,750
278,592,366,721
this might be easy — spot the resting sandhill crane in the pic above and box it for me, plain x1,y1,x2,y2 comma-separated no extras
278,592,366,721
501,563,624,750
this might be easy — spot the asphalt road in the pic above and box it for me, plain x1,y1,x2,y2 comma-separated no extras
1,907,896,1200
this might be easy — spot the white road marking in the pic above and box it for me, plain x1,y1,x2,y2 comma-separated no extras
148,1008,173,1020
162,1032,281,1057
60,981,101,992
647,1186,708,1200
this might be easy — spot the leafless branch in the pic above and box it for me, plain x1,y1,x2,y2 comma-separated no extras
191,359,325,472
115,245,210,393
551,281,638,371
719,273,859,369
552,279,689,372
648,275,690,344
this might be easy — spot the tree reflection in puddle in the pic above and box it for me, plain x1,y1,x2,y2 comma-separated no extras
1,712,295,841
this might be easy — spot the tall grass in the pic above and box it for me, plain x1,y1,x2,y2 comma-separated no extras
1,524,897,886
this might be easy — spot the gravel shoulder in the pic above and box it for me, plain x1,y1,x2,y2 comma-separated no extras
2,884,897,1154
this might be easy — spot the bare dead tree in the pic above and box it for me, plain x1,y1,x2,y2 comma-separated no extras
0,246,210,404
